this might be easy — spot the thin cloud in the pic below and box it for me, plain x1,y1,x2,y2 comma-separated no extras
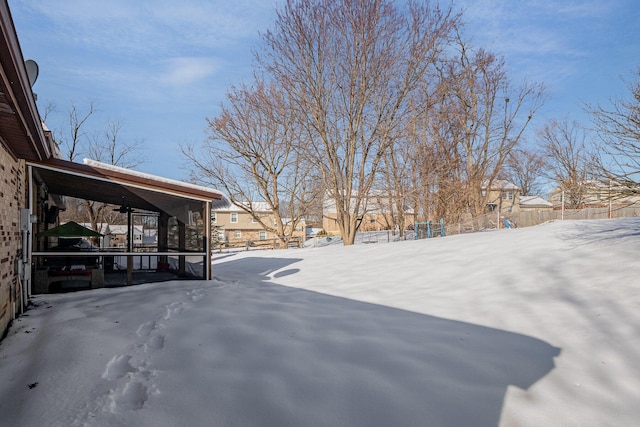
16,0,278,57
157,57,221,87
455,0,611,58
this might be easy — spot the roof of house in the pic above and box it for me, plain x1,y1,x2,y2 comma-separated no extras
482,180,519,191
79,223,144,235
216,201,273,213
520,195,553,207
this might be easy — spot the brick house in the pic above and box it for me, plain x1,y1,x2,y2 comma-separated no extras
214,202,274,245
0,1,56,335
483,180,521,214
322,194,414,235
0,1,225,338
213,202,306,247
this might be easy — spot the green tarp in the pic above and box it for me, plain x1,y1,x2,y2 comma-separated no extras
36,221,103,238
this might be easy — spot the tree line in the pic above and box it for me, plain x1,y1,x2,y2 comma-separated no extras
47,1,640,247
185,0,526,245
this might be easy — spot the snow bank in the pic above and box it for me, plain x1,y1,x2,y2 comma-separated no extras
0,218,638,426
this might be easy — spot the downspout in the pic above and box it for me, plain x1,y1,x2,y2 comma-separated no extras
205,201,211,280
126,207,133,285
23,165,35,312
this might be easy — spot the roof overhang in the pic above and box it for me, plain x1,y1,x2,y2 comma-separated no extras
29,158,227,220
0,2,51,161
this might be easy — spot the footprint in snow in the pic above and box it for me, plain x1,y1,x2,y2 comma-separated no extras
189,288,206,302
145,334,165,352
163,302,183,320
102,355,136,380
136,321,157,337
109,381,148,413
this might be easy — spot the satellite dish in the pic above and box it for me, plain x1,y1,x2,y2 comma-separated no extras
25,59,39,87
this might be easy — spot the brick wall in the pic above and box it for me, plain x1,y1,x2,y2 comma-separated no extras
0,141,25,336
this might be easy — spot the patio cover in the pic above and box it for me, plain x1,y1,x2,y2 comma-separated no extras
28,158,226,220
28,158,227,283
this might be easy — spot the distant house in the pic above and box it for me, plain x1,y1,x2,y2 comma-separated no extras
79,223,157,249
483,180,520,214
519,195,554,212
322,193,414,235
104,224,144,248
549,180,640,208
213,202,306,246
214,202,276,245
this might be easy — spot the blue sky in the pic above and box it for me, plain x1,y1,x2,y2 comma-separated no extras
9,0,640,181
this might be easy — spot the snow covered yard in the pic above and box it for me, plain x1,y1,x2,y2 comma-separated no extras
1,218,639,426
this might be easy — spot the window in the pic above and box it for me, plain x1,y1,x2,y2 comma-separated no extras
259,231,266,241
502,191,514,201
234,230,242,239
211,212,217,223
231,212,238,223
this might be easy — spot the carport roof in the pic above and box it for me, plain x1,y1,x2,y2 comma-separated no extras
29,158,227,215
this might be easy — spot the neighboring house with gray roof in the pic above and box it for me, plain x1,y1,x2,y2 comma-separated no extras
483,180,521,214
519,196,554,212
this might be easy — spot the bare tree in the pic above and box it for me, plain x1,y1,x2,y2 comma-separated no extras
184,80,315,247
539,119,593,209
377,121,416,236
40,101,56,124
52,102,144,235
442,34,545,217
589,67,640,195
504,147,546,196
56,101,96,162
258,0,459,245
81,119,145,235
86,120,144,169
404,75,468,225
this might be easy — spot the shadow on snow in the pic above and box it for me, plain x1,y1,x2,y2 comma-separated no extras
186,256,562,427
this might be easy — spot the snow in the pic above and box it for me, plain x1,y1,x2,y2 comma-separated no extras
1,218,639,426
519,195,553,207
82,158,225,199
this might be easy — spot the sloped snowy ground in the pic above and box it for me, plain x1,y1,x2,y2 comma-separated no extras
0,218,639,426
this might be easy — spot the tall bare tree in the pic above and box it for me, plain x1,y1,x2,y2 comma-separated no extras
86,120,144,169
52,102,144,234
589,67,640,195
258,0,459,245
82,119,144,235
377,136,412,236
504,147,546,196
56,101,96,162
184,80,315,247
539,119,593,208
442,34,545,216
404,74,467,225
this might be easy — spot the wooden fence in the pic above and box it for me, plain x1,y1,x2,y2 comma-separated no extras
445,204,640,236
